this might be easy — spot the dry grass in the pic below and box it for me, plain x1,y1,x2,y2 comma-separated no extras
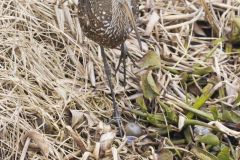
0,0,240,159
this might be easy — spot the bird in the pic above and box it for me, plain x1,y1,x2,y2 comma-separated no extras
78,0,142,136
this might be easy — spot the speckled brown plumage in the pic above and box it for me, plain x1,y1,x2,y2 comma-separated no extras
78,0,139,48
78,0,140,136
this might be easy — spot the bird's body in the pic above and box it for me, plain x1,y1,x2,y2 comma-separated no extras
78,0,139,48
78,0,141,136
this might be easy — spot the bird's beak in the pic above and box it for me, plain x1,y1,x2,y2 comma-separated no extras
120,1,142,51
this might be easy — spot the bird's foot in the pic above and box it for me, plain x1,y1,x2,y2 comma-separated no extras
109,108,123,137
113,117,123,137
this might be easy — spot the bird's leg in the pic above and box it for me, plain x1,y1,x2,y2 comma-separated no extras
115,43,140,86
115,43,127,86
122,44,127,87
115,45,124,76
100,46,123,136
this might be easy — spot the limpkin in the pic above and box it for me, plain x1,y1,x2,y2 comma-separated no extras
78,0,142,135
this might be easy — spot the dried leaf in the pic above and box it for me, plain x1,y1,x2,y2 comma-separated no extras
54,5,65,31
208,121,240,138
82,152,91,160
97,121,112,133
157,149,173,160
112,147,118,160
70,110,84,129
193,23,207,36
144,11,160,36
66,126,87,152
100,132,116,152
93,142,101,160
63,3,75,34
88,61,96,87
178,115,185,131
85,112,98,127
26,130,50,157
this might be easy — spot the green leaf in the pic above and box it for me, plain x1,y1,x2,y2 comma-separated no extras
141,71,159,100
187,83,215,119
191,146,218,160
146,113,165,124
184,127,193,143
235,92,240,105
138,51,161,69
222,110,240,123
199,134,220,146
217,146,232,160
146,71,160,94
210,105,219,120
136,96,148,112
233,17,240,30
193,65,213,76
158,100,178,123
